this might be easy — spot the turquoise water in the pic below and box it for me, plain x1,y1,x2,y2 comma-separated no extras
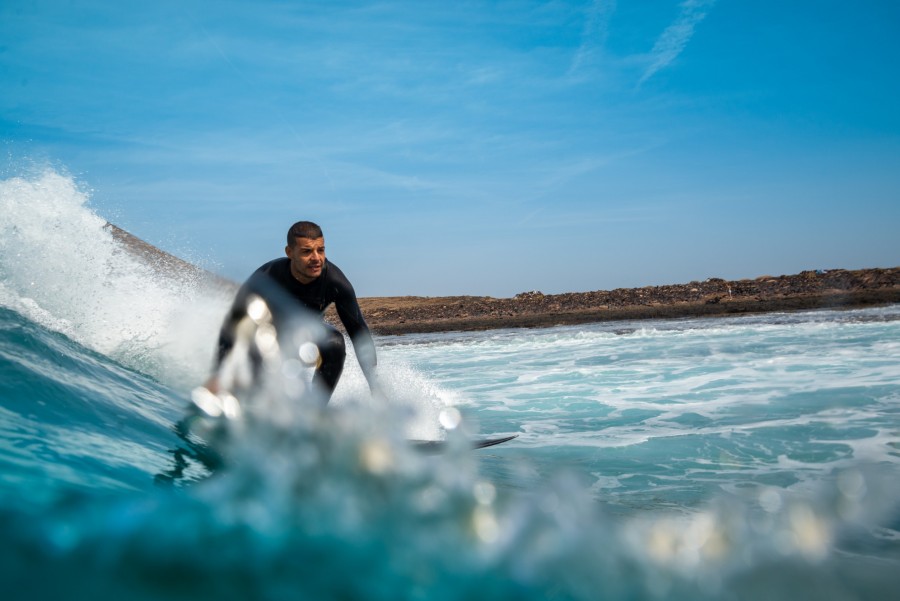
2,170,900,599
381,313,900,511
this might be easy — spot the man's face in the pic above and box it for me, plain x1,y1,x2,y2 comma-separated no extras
285,236,325,283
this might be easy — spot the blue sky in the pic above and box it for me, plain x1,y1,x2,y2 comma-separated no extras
3,0,899,297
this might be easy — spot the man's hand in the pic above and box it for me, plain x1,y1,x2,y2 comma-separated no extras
203,376,220,394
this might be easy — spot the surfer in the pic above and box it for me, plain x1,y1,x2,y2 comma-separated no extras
207,221,379,403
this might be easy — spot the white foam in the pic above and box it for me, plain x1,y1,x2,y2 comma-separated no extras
0,168,232,387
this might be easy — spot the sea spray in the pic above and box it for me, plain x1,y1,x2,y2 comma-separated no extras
0,169,232,386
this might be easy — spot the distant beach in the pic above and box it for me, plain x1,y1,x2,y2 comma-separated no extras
108,223,900,336
355,268,900,335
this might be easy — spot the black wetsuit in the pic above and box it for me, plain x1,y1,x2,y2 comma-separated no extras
215,258,377,401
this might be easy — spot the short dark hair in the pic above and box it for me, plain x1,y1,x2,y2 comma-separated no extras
287,221,323,247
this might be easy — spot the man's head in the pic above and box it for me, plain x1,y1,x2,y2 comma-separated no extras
286,221,323,245
285,221,325,284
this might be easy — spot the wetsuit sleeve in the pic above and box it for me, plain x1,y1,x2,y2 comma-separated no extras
213,272,264,369
332,273,378,385
213,264,289,370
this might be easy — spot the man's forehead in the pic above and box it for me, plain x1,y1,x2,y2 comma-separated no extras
295,236,325,247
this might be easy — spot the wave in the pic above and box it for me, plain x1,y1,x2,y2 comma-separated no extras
0,168,235,387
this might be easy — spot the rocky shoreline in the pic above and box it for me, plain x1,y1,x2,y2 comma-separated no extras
353,267,900,336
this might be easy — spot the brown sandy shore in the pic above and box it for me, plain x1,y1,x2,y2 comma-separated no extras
355,268,900,335
107,223,900,337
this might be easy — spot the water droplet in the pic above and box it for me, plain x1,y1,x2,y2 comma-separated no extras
438,407,462,430
299,341,320,366
246,296,270,323
360,439,392,474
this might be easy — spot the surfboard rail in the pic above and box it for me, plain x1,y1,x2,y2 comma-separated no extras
409,434,518,453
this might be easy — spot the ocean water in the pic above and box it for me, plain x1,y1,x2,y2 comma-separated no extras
2,169,900,600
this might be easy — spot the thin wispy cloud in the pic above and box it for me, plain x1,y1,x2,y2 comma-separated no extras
639,0,717,86
569,0,617,77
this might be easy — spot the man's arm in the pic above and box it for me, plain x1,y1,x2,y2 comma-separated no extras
209,265,287,390
335,298,378,384
205,270,271,393
330,269,379,392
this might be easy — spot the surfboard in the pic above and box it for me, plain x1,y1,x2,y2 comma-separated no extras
410,434,518,453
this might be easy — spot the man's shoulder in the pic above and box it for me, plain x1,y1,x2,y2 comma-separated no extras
247,258,293,287
256,257,290,273
323,261,362,304
256,257,291,277
324,259,347,278
323,260,353,288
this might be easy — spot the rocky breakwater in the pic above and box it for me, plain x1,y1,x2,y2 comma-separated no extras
105,223,236,294
355,267,900,335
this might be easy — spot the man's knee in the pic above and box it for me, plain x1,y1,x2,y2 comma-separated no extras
313,327,346,400
320,327,346,364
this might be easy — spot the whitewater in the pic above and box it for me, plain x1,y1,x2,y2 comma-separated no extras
2,169,900,600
